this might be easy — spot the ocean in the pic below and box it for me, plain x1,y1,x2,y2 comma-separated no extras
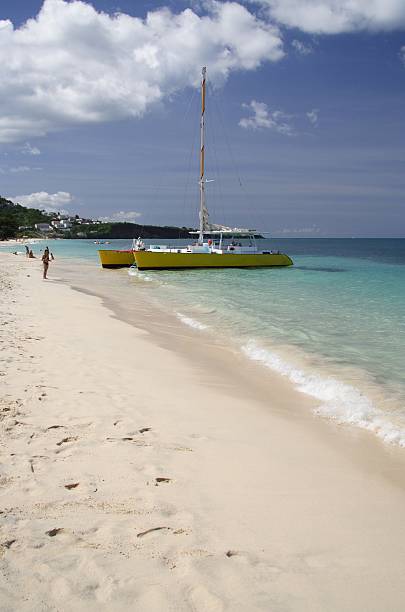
3,237,405,446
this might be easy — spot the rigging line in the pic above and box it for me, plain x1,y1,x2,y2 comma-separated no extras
206,82,227,227
148,84,197,232
204,116,217,223
179,81,198,124
180,86,199,230
211,83,245,192
211,83,268,233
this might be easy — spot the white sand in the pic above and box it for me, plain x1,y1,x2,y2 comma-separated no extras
1,254,405,611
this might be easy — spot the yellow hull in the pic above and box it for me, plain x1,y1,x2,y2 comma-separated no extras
98,249,135,268
134,251,293,270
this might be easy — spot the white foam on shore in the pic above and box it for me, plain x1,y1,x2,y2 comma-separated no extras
242,339,405,447
128,267,154,282
176,312,208,331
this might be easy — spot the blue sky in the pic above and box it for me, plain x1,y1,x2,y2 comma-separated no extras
1,0,405,236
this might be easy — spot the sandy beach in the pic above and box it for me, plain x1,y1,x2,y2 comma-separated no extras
1,253,405,612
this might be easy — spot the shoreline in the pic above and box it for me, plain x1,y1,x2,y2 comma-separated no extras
62,256,405,449
1,254,405,611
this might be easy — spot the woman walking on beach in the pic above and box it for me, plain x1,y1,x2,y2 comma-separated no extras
41,247,52,279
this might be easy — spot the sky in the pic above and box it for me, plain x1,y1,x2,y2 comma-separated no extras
1,0,405,237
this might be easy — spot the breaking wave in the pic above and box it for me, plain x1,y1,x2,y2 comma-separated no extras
176,312,208,331
242,340,405,447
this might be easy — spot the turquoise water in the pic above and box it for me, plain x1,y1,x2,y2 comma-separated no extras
4,238,405,445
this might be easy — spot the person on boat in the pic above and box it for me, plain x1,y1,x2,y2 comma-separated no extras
41,247,52,279
135,237,145,250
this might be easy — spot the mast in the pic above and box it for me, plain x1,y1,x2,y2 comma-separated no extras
199,66,208,244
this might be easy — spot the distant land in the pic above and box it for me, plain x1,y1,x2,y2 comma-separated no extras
0,196,193,240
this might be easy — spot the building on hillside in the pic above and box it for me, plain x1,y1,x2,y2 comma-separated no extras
51,219,72,230
34,223,52,232
75,218,94,225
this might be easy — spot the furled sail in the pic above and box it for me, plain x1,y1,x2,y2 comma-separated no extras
199,202,210,232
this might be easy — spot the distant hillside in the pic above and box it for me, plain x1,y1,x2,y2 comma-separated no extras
0,196,52,240
68,222,193,239
0,196,194,240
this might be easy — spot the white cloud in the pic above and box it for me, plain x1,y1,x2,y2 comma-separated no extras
98,211,142,223
400,45,405,66
9,166,32,173
22,142,41,155
254,1,405,34
239,100,294,135
13,191,73,212
306,108,319,126
0,165,40,174
0,0,284,143
292,39,312,55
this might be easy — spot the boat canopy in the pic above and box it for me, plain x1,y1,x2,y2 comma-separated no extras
190,224,257,237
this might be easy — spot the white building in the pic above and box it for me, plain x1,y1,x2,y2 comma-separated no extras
34,223,52,232
51,219,72,230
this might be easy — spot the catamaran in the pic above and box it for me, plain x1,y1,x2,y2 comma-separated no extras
99,67,292,270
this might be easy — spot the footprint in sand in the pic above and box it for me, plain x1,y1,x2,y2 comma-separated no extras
56,436,78,447
225,549,261,566
64,483,80,490
155,478,172,486
136,526,189,539
137,527,171,538
1,539,17,550
46,528,64,537
173,528,191,535
106,437,150,447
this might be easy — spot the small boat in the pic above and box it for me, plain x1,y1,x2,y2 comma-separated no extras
134,235,292,270
134,68,292,270
98,247,135,268
99,67,292,271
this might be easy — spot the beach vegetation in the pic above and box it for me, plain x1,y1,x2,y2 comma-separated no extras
0,196,194,240
64,222,193,239
0,196,52,240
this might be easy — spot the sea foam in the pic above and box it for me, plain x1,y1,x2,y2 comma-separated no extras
128,267,154,282
242,340,405,447
176,312,208,331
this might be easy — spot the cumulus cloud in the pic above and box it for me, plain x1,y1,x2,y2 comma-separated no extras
22,142,41,156
306,108,319,126
239,100,294,135
13,191,73,213
98,211,142,222
292,39,312,55
254,0,405,34
0,0,284,143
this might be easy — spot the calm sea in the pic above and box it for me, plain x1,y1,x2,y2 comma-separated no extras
4,237,405,446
